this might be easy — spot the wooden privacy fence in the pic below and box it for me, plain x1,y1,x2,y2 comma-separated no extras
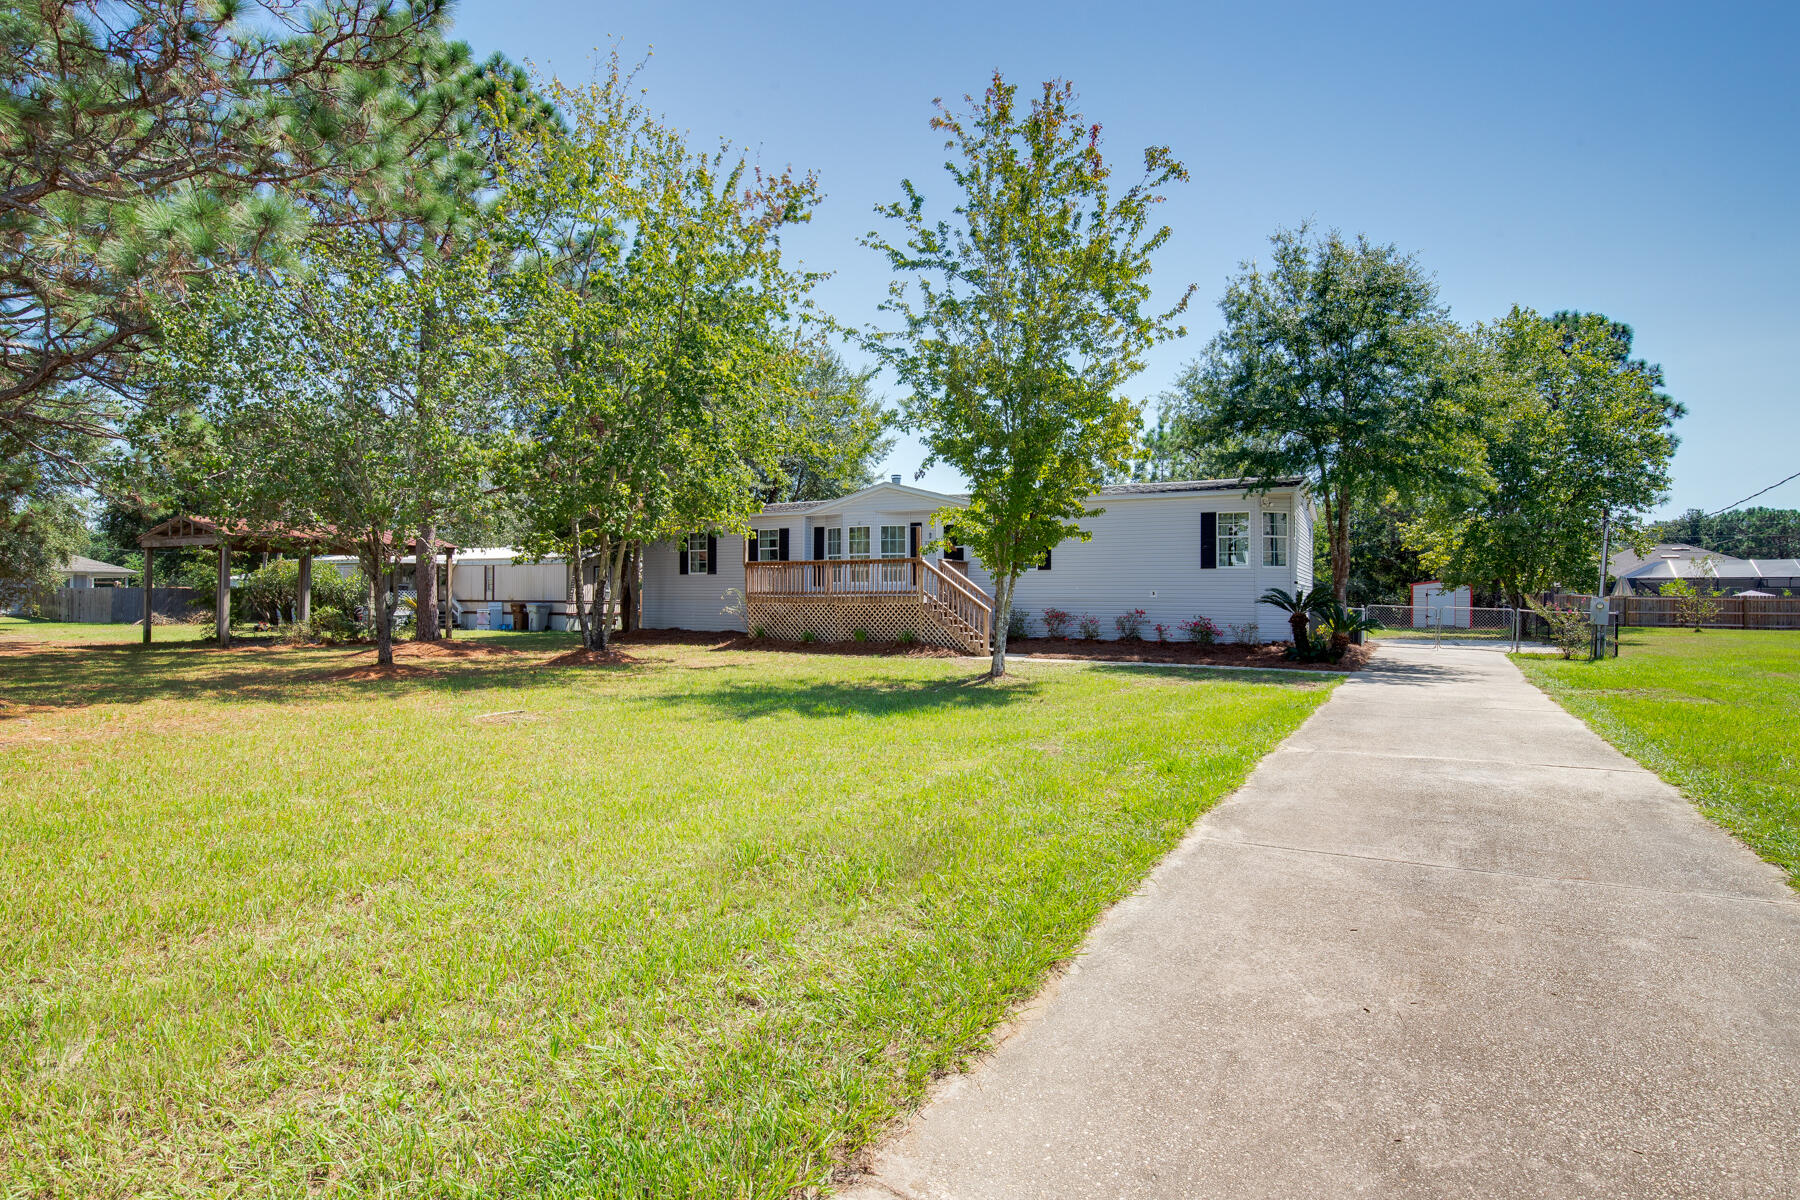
1618,594,1800,630
51,587,201,624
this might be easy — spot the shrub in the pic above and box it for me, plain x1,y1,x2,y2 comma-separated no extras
285,606,357,645
1041,607,1073,639
1113,608,1148,641
852,628,870,642
1152,622,1170,643
800,629,819,644
750,625,768,640
1527,599,1591,660
1077,614,1101,640
235,558,367,625
1006,607,1032,640
1178,615,1220,646
1226,621,1260,645
897,629,917,646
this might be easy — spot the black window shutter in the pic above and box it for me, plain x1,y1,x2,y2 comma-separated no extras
778,528,790,561
678,538,689,575
1039,546,1052,571
706,534,718,574
946,524,964,562
813,527,825,560
1201,512,1217,569
909,523,921,557
746,531,758,563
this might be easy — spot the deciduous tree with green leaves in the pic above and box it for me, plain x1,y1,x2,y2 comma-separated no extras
492,64,821,652
865,73,1192,676
762,349,892,504
1166,225,1470,606
143,237,507,664
1406,307,1682,603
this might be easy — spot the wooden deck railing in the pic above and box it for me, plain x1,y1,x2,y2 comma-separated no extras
744,556,993,648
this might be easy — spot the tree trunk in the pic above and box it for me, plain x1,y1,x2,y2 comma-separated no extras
990,575,1016,677
569,520,593,651
1289,610,1311,652
373,555,396,667
414,524,438,642
1331,487,1352,605
621,543,640,632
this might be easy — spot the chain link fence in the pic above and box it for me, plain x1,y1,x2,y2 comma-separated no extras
1362,603,1523,649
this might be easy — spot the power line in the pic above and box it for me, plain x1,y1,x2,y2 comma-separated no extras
1706,468,1800,518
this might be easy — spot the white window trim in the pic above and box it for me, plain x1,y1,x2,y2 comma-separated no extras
1218,511,1251,569
757,528,780,562
825,527,843,560
1263,511,1289,569
880,524,907,558
847,526,871,559
686,533,709,575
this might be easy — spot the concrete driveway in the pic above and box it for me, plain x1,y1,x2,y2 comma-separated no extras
844,644,1800,1199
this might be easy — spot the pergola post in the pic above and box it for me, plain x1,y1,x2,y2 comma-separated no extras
215,541,231,648
142,547,154,645
297,553,312,624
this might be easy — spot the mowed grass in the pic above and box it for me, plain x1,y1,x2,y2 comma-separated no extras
0,617,1335,1197
1516,627,1800,887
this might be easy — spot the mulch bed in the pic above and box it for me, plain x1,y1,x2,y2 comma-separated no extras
542,646,643,668
1006,638,1376,672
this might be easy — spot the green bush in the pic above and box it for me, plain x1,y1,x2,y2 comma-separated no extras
1526,600,1591,660
282,606,358,645
234,559,365,624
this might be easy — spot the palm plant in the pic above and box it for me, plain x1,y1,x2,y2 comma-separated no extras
1317,601,1380,658
1258,586,1331,656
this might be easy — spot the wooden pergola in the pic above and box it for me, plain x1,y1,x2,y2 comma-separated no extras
137,517,456,647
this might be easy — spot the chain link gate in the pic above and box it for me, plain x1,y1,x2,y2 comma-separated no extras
1361,603,1522,650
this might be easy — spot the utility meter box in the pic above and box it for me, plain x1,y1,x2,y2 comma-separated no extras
1589,597,1611,626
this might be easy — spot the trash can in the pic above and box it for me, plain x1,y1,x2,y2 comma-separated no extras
489,601,504,630
528,603,548,632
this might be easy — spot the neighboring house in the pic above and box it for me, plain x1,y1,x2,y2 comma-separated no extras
1608,543,1800,595
61,556,137,588
642,476,1314,651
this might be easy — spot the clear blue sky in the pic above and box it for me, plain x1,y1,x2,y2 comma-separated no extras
450,0,1798,518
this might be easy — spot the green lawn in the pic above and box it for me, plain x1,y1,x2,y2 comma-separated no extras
0,618,1335,1197
1515,627,1800,887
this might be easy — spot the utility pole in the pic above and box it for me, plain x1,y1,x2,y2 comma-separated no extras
1595,509,1612,659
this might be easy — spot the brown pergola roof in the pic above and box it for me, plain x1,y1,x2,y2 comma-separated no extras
137,516,456,556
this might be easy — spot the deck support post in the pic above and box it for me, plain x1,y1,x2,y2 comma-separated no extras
215,541,231,647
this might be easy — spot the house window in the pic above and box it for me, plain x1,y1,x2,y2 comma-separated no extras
1218,512,1250,567
757,528,780,562
848,526,871,558
1263,511,1289,568
826,528,842,560
686,533,709,575
880,525,906,558
482,565,496,600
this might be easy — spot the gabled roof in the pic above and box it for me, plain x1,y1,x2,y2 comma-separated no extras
64,555,136,575
752,476,1302,520
1097,476,1305,497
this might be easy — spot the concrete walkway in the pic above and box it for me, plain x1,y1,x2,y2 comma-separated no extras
846,645,1800,1199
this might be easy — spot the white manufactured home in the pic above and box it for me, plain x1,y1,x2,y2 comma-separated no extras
641,477,1314,653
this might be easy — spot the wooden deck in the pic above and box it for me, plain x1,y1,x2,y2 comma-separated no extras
743,558,992,653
